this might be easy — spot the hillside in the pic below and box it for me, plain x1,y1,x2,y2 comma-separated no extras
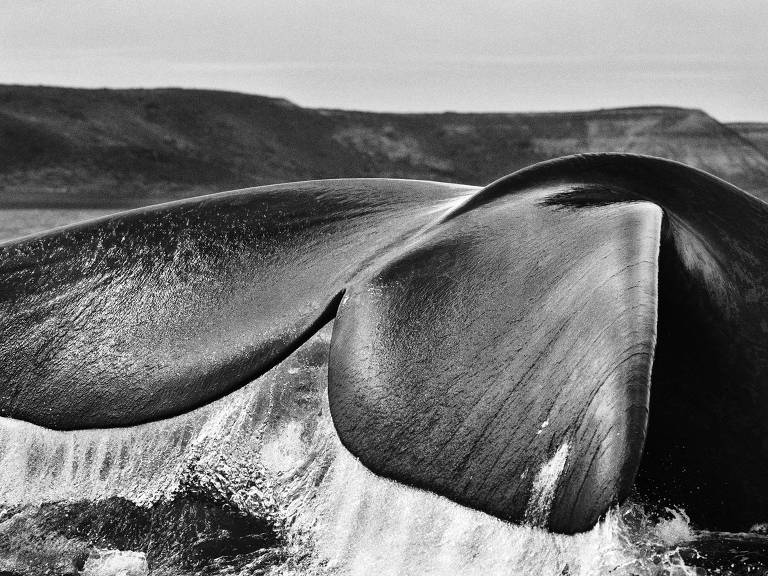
2,85,768,207
728,122,768,158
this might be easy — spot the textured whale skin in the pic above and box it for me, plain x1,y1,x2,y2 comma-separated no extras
1,154,767,534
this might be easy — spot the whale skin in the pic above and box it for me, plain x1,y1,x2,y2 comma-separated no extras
0,154,766,534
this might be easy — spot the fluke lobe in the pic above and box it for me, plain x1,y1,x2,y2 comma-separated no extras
0,154,766,534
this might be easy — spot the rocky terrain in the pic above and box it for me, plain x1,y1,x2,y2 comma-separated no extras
1,85,767,207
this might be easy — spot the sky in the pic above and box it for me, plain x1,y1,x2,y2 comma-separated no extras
2,0,768,121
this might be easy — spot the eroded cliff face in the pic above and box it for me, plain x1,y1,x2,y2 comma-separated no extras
2,85,767,207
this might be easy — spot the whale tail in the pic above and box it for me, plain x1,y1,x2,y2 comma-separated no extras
0,179,473,428
1,154,767,533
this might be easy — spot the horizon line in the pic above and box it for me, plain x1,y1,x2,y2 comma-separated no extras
3,82,765,125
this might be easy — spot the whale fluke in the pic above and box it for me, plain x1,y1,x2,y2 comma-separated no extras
328,193,662,533
0,179,474,428
1,154,767,534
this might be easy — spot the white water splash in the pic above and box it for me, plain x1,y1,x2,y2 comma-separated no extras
524,442,570,527
0,325,702,575
82,549,148,576
654,509,696,547
280,442,641,576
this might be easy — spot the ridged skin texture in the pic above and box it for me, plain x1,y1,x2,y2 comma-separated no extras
329,191,662,534
1,154,767,534
0,179,474,427
447,155,768,532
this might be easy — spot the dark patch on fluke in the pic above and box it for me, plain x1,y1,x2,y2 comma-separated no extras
1,154,767,535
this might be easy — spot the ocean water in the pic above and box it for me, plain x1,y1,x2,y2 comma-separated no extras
0,209,116,244
0,209,766,576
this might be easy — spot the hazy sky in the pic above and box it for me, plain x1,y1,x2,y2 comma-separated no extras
3,0,767,121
